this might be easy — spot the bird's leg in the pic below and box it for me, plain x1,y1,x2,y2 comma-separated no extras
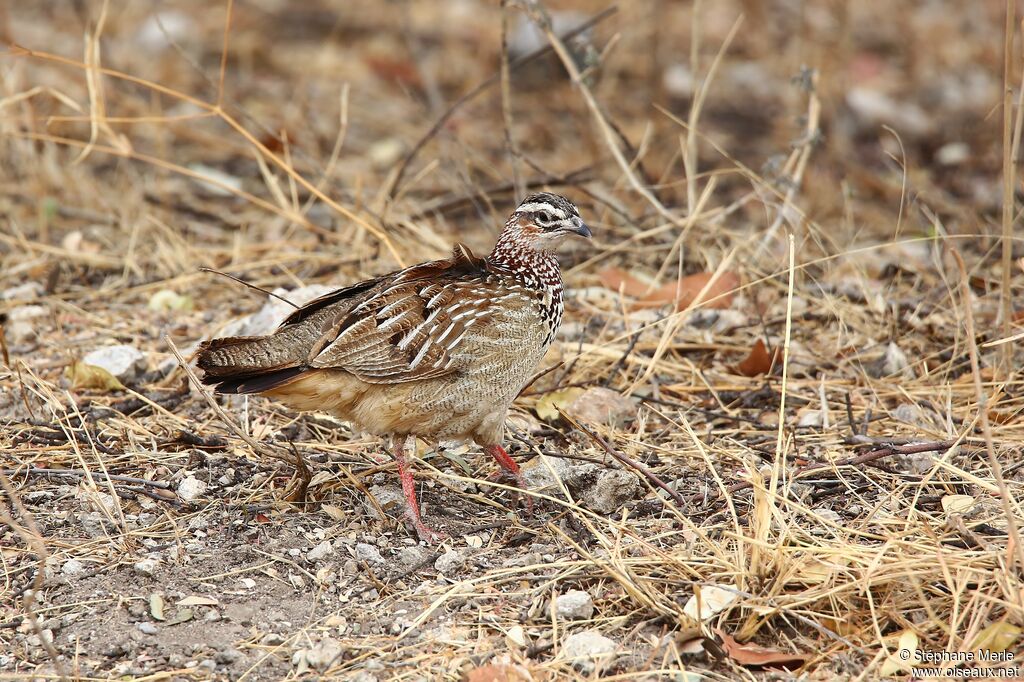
483,444,533,515
390,435,444,544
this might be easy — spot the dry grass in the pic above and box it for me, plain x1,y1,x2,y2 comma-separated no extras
2,1,1022,680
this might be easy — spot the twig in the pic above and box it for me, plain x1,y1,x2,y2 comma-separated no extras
1,467,173,489
951,250,1024,580
688,440,957,504
499,0,523,200
526,1,682,227
561,408,688,510
164,336,310,494
384,5,618,202
1000,3,1020,376
199,267,299,309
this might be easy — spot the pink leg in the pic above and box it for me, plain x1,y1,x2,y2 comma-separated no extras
391,436,444,543
484,444,533,515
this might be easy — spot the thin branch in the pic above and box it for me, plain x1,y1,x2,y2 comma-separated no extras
383,5,618,202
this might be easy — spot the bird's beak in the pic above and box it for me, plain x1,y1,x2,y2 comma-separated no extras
567,216,592,239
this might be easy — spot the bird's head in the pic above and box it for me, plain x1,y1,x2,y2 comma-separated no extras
501,192,591,254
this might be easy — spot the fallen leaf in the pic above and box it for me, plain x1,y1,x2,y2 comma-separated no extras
599,268,740,311
149,594,165,621
465,664,533,682
648,271,741,310
321,504,347,523
534,387,584,422
735,339,780,377
166,608,194,626
148,289,193,312
566,386,637,426
505,624,528,648
715,629,807,670
968,620,1022,653
941,494,975,515
682,583,739,622
177,595,218,607
880,629,918,677
599,267,658,299
364,55,422,88
66,361,125,392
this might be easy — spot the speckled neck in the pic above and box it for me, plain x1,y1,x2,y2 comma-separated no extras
486,229,561,288
487,226,564,346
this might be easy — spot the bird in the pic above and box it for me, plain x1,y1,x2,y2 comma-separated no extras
195,192,591,542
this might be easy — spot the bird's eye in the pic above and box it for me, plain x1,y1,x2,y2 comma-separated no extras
536,211,553,224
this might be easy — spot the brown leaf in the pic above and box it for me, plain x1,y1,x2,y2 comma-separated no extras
464,664,533,682
66,361,126,392
715,629,807,670
364,55,422,88
734,339,780,377
599,267,740,310
599,267,657,299
647,271,741,311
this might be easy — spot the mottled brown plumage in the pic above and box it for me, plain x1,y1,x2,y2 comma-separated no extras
196,193,590,541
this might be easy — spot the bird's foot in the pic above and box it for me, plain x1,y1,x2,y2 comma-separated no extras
408,515,447,545
484,453,534,516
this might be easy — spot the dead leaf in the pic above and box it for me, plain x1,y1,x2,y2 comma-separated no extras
682,583,739,622
149,593,165,621
599,267,657,298
715,629,807,670
600,267,740,310
66,361,125,392
166,608,194,626
321,504,347,522
880,629,918,677
968,620,1022,653
941,494,975,515
648,271,741,310
735,339,780,377
177,595,218,607
465,664,533,682
534,387,584,422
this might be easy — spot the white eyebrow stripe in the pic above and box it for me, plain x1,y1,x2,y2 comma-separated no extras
517,202,567,219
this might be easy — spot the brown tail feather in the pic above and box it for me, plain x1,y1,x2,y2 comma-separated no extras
195,333,304,380
204,366,309,394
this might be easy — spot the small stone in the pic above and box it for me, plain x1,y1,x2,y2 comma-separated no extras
307,540,334,562
82,344,147,383
365,485,404,520
2,281,44,300
136,622,158,635
224,603,256,625
177,476,208,503
216,648,243,665
397,546,430,569
555,590,595,620
261,633,285,646
565,465,642,514
134,558,158,577
217,285,335,338
355,543,385,566
5,305,48,343
303,637,344,671
433,550,466,574
561,630,618,674
936,142,970,166
61,558,86,576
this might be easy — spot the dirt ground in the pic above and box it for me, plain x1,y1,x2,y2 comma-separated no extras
2,1,1023,680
